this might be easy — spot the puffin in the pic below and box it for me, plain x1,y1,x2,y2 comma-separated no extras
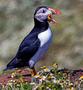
5,6,61,73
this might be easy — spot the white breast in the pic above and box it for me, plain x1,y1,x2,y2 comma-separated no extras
38,27,52,47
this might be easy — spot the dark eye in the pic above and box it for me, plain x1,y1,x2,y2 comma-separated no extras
42,10,45,13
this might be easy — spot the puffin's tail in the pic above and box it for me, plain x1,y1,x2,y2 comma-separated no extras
4,57,17,71
0,65,6,71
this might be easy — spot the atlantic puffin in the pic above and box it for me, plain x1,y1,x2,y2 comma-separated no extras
5,6,61,72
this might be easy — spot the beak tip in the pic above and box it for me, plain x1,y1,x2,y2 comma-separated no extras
49,7,61,15
55,9,62,15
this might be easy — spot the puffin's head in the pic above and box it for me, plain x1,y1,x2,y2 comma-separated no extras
34,6,61,23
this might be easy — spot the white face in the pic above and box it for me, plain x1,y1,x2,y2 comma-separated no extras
35,8,52,22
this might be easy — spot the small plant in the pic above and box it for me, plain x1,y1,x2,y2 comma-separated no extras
32,63,83,90
0,63,83,90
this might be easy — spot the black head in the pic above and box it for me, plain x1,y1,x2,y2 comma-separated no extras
34,6,48,15
34,6,51,22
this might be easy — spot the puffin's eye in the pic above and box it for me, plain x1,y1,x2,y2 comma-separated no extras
42,10,45,13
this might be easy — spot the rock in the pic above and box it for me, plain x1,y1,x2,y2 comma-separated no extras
0,68,32,85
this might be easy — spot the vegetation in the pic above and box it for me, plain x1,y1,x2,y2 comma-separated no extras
0,0,83,70
0,63,83,90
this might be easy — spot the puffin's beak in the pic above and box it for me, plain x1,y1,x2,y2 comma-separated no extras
48,7,61,23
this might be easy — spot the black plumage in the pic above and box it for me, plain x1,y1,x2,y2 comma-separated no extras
6,13,49,70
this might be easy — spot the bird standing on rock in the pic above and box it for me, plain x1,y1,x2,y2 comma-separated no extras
5,6,61,74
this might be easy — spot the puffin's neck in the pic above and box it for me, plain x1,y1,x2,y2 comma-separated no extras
34,18,49,30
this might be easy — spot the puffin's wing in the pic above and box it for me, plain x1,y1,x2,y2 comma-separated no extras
17,38,40,60
7,38,40,68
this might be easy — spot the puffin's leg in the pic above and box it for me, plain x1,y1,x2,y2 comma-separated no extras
32,67,37,75
28,60,36,75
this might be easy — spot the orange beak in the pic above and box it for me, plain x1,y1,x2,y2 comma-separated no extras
48,7,61,23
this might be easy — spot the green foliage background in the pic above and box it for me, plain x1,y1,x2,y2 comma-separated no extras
0,0,83,70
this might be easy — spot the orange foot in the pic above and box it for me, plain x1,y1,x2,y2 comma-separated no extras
32,68,37,75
